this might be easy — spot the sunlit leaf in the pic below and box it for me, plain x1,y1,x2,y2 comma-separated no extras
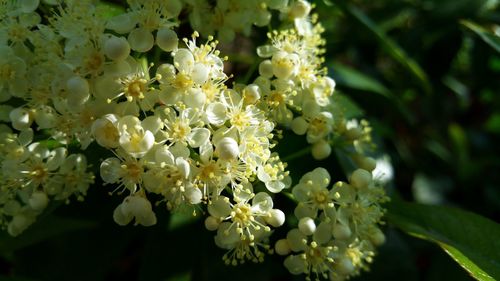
386,200,500,281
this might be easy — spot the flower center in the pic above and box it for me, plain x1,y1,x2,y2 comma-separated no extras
173,72,194,90
232,204,253,227
125,78,147,100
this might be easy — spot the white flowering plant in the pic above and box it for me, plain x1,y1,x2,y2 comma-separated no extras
1,0,499,281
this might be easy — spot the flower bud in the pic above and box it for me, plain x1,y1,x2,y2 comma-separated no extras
335,258,355,275
298,217,316,235
258,60,274,78
265,208,285,227
104,36,130,61
254,10,271,27
29,191,49,211
66,76,90,108
370,227,386,246
156,28,178,52
128,27,154,52
289,0,311,19
205,216,220,231
353,155,377,172
216,137,239,160
311,139,331,160
243,84,261,104
275,239,291,255
8,214,33,236
350,169,372,189
291,117,308,135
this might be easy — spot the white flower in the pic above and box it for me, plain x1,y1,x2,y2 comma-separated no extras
143,145,201,210
117,115,155,158
100,153,144,193
208,191,283,264
161,107,210,148
257,155,291,193
292,167,336,219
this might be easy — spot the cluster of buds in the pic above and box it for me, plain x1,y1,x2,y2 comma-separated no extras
0,0,388,280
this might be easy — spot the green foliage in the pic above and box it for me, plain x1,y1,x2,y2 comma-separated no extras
386,200,500,281
461,20,500,53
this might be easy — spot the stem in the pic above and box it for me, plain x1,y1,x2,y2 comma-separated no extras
281,192,298,203
241,59,259,85
282,146,311,162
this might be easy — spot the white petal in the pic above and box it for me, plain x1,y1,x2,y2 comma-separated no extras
185,186,202,204
100,157,122,183
170,142,190,158
266,180,285,193
142,115,163,134
187,128,210,148
184,88,206,108
205,102,227,126
175,157,190,178
173,49,194,72
208,196,232,218
154,145,174,165
191,63,209,84
252,192,273,211
113,204,133,226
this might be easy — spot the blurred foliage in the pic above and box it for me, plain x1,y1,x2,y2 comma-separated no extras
2,0,500,280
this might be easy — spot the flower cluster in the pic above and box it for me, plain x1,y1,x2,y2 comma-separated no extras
275,168,388,280
0,0,388,280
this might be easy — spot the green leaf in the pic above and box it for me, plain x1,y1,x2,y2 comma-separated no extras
0,216,97,252
461,20,500,53
337,3,432,94
331,63,391,98
331,64,416,123
331,91,364,119
386,200,500,281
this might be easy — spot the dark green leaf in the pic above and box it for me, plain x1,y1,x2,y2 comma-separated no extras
332,63,391,98
337,3,432,94
0,216,96,252
386,200,500,281
331,63,416,123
